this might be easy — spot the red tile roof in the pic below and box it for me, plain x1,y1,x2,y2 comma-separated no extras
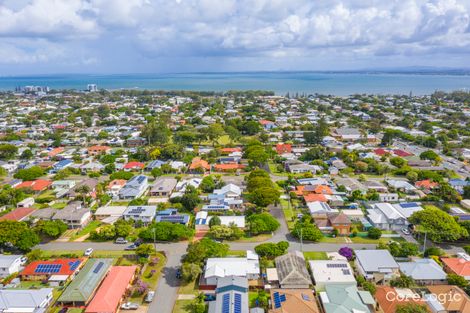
376,286,428,313
276,143,292,154
87,145,111,152
85,266,137,313
314,185,332,195
442,258,470,277
415,179,439,189
374,148,388,156
48,147,64,157
220,147,242,153
21,258,83,277
15,179,52,192
259,119,274,125
214,163,246,171
0,207,36,221
393,149,414,157
123,162,145,169
304,194,327,202
189,157,211,170
107,179,127,189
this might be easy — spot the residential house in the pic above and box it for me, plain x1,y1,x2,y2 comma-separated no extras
58,259,113,306
52,201,91,229
319,284,375,313
66,178,98,199
378,193,399,202
214,163,246,172
275,252,311,289
375,287,431,313
398,259,447,285
0,288,54,313
427,285,470,313
386,179,417,194
126,136,146,147
213,184,242,198
269,289,320,313
285,160,318,174
87,145,111,156
0,207,36,221
94,206,127,224
122,205,156,225
15,179,52,192
155,209,190,226
107,179,127,198
260,120,276,130
17,197,34,208
276,143,292,155
123,161,145,171
355,250,400,284
149,177,177,197
208,277,249,313
441,254,470,281
20,258,83,282
366,202,423,231
202,251,260,288
145,160,166,171
309,260,356,290
119,175,149,200
85,266,137,313
51,159,73,173
0,255,24,278
415,179,439,193
189,157,211,173
315,213,352,235
195,211,245,230
332,127,362,142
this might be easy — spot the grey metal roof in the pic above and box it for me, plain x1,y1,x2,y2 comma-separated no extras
275,252,311,287
355,250,398,272
0,288,53,310
398,259,447,280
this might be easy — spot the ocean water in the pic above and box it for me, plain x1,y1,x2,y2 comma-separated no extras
1,72,470,96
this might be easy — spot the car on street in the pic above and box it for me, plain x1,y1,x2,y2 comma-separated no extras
84,248,93,256
401,228,411,235
121,302,139,310
145,291,155,303
176,268,182,279
125,244,137,250
115,237,128,244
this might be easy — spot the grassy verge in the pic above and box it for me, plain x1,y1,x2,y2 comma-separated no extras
172,299,193,313
235,234,272,243
69,220,101,241
303,251,328,260
280,199,296,230
228,250,246,257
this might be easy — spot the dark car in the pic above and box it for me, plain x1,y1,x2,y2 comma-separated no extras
134,239,143,247
125,244,137,251
176,268,182,279
204,294,216,302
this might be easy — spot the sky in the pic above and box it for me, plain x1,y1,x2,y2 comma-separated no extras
0,0,470,75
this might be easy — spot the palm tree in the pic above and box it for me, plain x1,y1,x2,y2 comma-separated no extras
75,185,91,205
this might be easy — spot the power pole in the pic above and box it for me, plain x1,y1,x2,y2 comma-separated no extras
422,230,427,253
152,228,157,252
300,228,303,252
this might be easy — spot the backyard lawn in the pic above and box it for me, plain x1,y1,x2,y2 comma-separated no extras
303,251,328,260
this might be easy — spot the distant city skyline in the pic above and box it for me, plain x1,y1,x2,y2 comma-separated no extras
1,0,470,75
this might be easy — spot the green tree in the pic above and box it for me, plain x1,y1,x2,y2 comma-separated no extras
141,120,171,145
183,238,229,264
249,187,280,207
181,262,202,282
14,166,44,180
208,216,221,227
114,219,133,237
362,282,376,295
396,303,429,313
292,221,323,242
408,207,468,242
0,144,18,160
206,123,225,145
367,227,382,239
390,274,414,288
135,243,156,257
35,220,68,238
254,241,289,258
0,221,40,251
20,149,33,159
247,213,280,235
447,273,468,288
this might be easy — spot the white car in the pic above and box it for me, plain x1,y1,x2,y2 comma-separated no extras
121,302,139,310
84,248,94,256
401,228,411,235
145,291,155,303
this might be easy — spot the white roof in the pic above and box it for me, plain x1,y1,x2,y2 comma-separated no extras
309,260,356,285
307,201,338,214
205,256,260,279
94,206,127,216
214,184,241,196
355,250,399,272
207,216,245,228
0,255,22,268
266,268,279,281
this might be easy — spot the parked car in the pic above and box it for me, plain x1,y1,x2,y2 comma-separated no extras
121,302,139,310
145,291,155,303
115,237,128,244
401,228,411,235
125,244,137,251
84,248,93,256
204,294,216,302
176,268,182,279
134,239,143,247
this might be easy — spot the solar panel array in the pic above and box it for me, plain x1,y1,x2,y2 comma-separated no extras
128,207,146,214
301,293,310,301
93,261,104,274
326,263,348,268
222,293,230,313
273,292,287,309
234,293,242,313
342,269,351,275
35,264,62,273
400,202,418,208
69,260,81,271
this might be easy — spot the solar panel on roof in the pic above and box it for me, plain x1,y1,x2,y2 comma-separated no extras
93,261,104,274
327,263,348,268
400,202,418,208
301,293,310,301
280,294,286,302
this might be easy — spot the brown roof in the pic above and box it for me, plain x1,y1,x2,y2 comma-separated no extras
328,212,352,225
427,285,470,313
269,289,320,313
375,286,429,313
